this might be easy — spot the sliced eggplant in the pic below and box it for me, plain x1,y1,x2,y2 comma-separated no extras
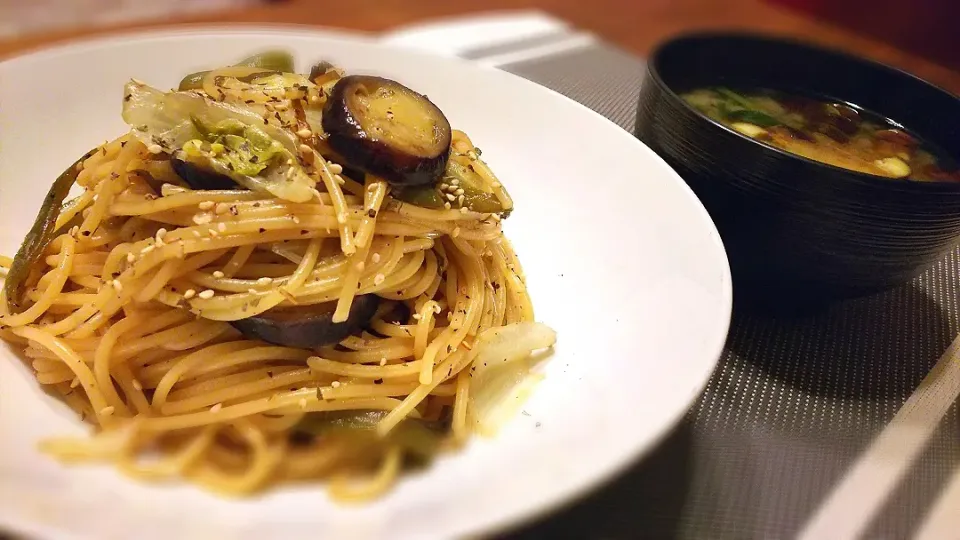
308,61,344,89
171,156,237,191
322,75,451,187
309,61,336,82
230,295,380,348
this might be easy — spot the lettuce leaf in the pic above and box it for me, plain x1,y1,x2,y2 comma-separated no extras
121,81,316,202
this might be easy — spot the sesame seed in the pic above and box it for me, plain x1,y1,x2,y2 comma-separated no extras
455,188,465,196
248,288,258,294
458,194,465,206
208,229,219,237
490,213,501,222
491,182,501,188
460,207,469,214
434,304,442,314
147,144,163,154
380,357,387,366
141,244,155,255
215,203,230,214
69,226,80,236
292,216,301,224
372,253,381,263
70,377,80,388
193,213,213,225
334,175,346,185
296,128,313,139
183,289,196,299
374,273,385,285
336,213,346,224
328,163,343,174
452,227,461,238
440,183,450,191
212,271,225,279
217,223,227,232
331,381,341,388
198,201,215,210
100,406,116,416
256,277,272,286
126,252,136,264
286,159,294,166
198,289,215,299
299,144,312,155
412,313,422,320
112,279,123,292
132,379,143,391
210,403,222,413
443,202,451,210
445,193,456,202
192,230,202,238
450,178,460,186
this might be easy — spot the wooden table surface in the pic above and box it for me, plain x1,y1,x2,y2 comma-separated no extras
1,0,958,94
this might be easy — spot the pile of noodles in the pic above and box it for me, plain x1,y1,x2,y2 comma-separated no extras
0,58,555,500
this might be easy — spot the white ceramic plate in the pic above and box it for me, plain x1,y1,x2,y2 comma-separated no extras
0,27,731,540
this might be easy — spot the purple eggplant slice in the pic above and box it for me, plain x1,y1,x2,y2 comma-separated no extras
322,75,451,187
230,295,380,348
171,156,238,191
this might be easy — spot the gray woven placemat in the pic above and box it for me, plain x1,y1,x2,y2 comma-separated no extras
494,42,960,540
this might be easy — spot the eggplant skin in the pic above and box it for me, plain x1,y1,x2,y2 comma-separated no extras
308,61,336,82
171,156,238,191
230,295,380,349
322,75,451,187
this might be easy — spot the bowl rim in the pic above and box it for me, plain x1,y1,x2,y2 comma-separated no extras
643,30,960,193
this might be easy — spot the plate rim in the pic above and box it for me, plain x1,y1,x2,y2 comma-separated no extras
0,24,733,540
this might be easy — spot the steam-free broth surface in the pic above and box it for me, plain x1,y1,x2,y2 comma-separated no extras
682,87,960,182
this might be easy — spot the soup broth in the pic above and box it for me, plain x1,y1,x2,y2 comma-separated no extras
681,87,960,182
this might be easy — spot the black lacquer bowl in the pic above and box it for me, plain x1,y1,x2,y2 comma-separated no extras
635,32,960,311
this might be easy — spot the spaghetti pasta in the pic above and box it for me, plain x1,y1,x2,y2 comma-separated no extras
0,52,555,500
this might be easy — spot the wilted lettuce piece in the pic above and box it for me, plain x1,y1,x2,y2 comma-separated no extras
178,50,295,91
121,81,316,202
186,118,285,176
468,322,556,436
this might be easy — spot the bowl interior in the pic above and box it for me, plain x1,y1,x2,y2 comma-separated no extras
651,33,960,187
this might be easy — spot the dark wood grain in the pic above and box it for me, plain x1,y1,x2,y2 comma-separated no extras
1,0,958,93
